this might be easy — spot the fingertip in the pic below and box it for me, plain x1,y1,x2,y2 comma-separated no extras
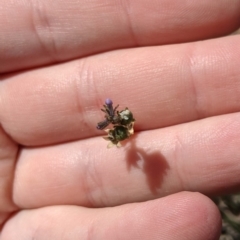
0,192,222,240
174,192,222,240
124,191,222,240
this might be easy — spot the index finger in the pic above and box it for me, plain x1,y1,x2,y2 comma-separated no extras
1,0,240,72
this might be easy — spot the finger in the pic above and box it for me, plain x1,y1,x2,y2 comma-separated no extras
13,113,240,208
0,192,221,240
1,35,240,146
0,126,18,227
1,0,240,73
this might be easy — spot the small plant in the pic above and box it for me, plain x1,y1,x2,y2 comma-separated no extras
96,99,135,148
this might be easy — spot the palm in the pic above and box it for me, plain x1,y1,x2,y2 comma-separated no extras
0,0,240,239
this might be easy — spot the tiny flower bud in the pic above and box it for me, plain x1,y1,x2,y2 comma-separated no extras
105,98,113,106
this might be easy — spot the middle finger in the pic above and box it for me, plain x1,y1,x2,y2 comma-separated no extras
0,35,240,146
13,112,240,208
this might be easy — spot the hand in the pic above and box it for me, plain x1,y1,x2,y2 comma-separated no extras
1,0,240,239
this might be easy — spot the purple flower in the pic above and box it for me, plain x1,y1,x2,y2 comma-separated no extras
105,98,113,106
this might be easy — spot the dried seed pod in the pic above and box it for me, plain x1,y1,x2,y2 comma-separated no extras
103,125,132,148
118,108,135,127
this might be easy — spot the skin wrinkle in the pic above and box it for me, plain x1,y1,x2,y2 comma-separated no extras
74,60,89,132
74,145,104,207
171,131,186,192
119,0,139,46
81,171,95,208
75,58,100,134
29,0,58,62
83,155,109,207
185,42,205,120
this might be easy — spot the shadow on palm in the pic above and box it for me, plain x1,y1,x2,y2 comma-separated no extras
124,136,169,195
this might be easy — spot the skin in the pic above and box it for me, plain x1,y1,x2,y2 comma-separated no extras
0,0,240,239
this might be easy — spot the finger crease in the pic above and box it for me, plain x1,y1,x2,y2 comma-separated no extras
120,0,139,47
186,44,205,119
29,0,59,62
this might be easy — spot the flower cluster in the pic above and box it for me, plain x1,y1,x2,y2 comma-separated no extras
96,99,135,148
